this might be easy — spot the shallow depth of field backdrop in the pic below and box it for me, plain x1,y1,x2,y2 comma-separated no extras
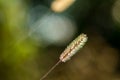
0,0,120,80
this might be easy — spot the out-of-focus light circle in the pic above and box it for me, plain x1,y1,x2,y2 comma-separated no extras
28,5,77,46
51,0,75,13
112,0,120,23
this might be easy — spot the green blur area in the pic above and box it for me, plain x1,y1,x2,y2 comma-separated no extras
0,0,39,80
0,0,120,80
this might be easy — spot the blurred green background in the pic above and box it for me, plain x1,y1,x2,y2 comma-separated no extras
0,0,120,80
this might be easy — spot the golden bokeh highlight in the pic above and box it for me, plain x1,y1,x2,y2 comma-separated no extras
51,0,75,12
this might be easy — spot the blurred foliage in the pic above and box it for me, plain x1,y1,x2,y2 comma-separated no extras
0,0,120,80
0,0,39,80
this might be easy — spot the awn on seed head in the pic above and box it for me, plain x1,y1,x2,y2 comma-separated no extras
40,33,88,80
